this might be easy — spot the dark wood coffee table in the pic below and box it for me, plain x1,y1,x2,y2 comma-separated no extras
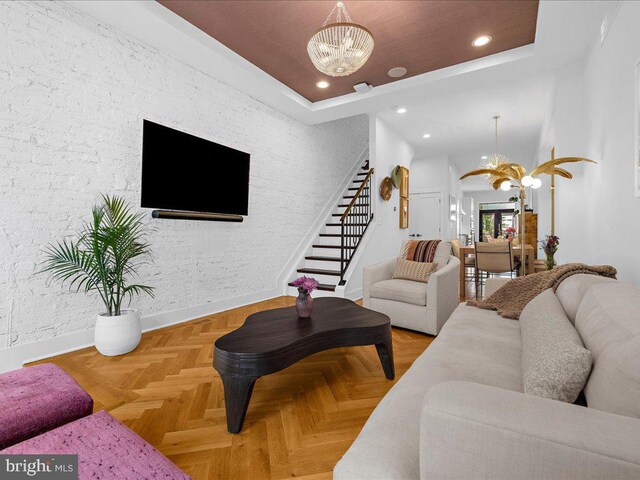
213,297,394,433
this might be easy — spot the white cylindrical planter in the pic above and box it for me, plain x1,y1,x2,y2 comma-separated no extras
94,309,142,356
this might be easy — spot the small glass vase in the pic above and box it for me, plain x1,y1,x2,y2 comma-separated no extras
296,290,313,318
545,252,556,270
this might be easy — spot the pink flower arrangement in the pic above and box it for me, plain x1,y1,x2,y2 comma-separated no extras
291,276,319,294
504,226,517,238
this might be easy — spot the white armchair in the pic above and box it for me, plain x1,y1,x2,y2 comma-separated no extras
363,255,460,335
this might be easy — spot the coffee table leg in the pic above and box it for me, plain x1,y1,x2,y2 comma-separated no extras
220,374,258,433
375,333,395,380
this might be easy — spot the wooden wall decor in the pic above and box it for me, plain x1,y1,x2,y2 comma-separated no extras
380,176,393,201
391,165,402,189
398,166,409,229
399,167,409,198
400,197,409,229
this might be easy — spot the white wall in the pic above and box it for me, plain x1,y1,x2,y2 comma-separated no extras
410,155,463,240
536,62,588,258
0,2,368,360
537,1,640,284
345,117,414,296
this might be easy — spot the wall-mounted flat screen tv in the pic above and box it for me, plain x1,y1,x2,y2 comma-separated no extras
141,120,250,216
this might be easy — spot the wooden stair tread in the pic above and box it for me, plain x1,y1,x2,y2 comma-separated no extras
297,268,341,276
312,244,355,249
305,256,341,262
344,195,369,199
319,233,361,237
326,222,367,226
288,281,336,292
331,213,367,217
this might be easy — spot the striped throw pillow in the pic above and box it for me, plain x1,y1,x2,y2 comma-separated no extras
400,239,441,263
393,259,437,283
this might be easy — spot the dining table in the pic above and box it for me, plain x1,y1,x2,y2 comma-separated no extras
457,243,536,295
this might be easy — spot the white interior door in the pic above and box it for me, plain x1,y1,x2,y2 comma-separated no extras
409,192,441,239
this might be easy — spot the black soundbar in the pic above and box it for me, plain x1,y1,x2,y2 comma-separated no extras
151,210,244,222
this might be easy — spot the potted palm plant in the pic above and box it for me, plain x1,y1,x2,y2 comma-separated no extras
42,195,154,356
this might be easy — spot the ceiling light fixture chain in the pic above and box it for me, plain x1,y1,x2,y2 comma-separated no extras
493,114,500,153
322,2,352,27
481,115,509,172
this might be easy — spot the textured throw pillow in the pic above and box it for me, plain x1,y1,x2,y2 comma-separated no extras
392,259,437,283
520,289,592,403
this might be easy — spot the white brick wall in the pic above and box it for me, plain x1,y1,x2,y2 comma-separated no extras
0,1,368,349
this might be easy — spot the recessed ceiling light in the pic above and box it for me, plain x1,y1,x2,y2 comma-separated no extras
472,35,492,47
316,80,330,89
388,67,407,78
396,106,407,114
481,155,488,160
422,133,431,139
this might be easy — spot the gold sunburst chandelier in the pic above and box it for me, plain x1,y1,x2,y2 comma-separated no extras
307,2,374,77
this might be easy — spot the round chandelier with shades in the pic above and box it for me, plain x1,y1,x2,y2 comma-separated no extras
307,2,374,77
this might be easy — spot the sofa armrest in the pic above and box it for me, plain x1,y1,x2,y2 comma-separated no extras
485,276,511,297
421,382,640,479
363,257,397,307
426,255,460,333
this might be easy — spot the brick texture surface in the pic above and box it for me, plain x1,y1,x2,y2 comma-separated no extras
0,1,368,348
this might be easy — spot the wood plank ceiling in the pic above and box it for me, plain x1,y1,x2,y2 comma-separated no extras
157,1,539,102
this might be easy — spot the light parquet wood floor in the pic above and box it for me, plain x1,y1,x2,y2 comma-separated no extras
30,297,433,480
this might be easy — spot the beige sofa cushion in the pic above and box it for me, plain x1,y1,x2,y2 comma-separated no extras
555,274,616,324
576,283,640,419
433,241,452,268
520,289,592,403
369,279,428,306
392,259,437,283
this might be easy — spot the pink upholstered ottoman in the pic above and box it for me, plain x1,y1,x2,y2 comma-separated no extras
0,363,93,449
4,410,190,479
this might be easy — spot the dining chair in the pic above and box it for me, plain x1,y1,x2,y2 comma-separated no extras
451,239,475,284
474,241,521,299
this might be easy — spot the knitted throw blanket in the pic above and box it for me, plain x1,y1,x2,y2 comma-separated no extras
467,263,617,319
402,239,441,263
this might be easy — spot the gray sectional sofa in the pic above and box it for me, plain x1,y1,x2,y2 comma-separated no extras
334,274,640,479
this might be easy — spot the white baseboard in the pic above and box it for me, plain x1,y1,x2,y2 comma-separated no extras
344,288,362,301
0,287,281,374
